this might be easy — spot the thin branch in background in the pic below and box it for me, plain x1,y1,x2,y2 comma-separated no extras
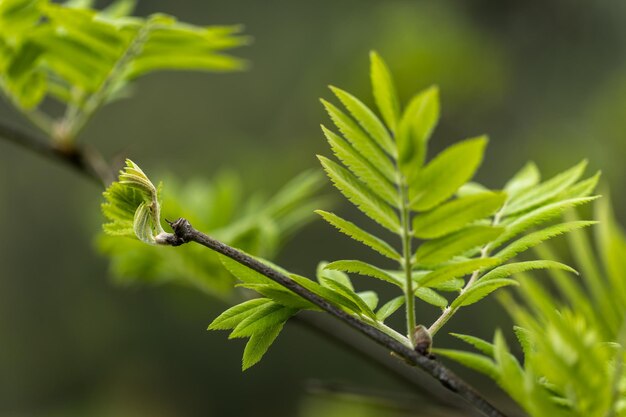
0,121,114,185
164,218,508,417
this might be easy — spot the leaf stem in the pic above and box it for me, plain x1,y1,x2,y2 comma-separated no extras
398,176,416,341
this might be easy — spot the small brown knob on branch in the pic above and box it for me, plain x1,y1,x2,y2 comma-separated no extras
411,325,433,357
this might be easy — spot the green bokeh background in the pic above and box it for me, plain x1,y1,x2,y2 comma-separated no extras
1,0,625,416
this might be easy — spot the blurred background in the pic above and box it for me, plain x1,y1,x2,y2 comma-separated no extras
1,0,626,415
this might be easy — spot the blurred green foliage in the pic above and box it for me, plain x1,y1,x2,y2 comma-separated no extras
438,196,626,416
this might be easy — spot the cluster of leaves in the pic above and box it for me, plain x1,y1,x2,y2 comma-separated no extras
437,197,626,417
313,52,599,339
0,0,247,141
101,160,327,299
190,53,600,369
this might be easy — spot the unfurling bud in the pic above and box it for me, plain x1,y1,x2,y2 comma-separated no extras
411,325,432,356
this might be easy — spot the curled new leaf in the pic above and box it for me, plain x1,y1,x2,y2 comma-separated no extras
102,159,167,244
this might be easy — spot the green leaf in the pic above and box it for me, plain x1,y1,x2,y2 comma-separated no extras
416,226,504,267
479,260,577,282
413,192,507,239
288,273,365,316
450,333,495,356
315,210,400,261
504,161,540,199
513,326,534,359
370,50,400,132
492,197,599,249
451,279,518,308
321,99,396,181
237,284,314,310
318,156,400,232
101,159,165,244
376,296,404,321
435,349,499,380
409,136,488,211
493,330,525,402
325,260,403,288
314,275,378,319
316,261,353,291
329,85,395,156
496,221,598,262
321,125,398,206
357,291,379,311
415,287,448,308
556,171,600,200
208,298,272,330
230,302,297,338
503,160,587,216
418,258,500,288
397,85,439,171
242,323,283,370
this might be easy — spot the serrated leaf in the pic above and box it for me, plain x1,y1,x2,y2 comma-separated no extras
208,298,271,330
556,172,600,200
313,275,376,319
315,210,400,261
318,156,400,233
496,221,598,262
357,291,379,311
504,161,540,198
430,277,465,292
230,302,297,338
316,261,353,290
415,287,448,308
376,296,404,321
321,99,396,181
493,330,525,402
513,326,534,360
321,125,398,206
479,260,577,282
397,85,439,171
329,85,395,156
242,323,283,370
370,50,400,132
503,160,587,216
288,273,365,316
325,260,403,288
237,284,314,310
435,349,499,380
451,279,518,308
416,226,504,267
418,258,500,288
492,197,599,249
409,136,487,211
413,192,506,239
450,333,495,356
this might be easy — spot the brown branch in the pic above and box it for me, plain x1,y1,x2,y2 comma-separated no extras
164,218,508,417
0,121,487,414
0,121,113,185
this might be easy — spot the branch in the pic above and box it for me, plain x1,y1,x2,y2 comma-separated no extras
0,120,495,414
0,121,114,185
164,218,508,417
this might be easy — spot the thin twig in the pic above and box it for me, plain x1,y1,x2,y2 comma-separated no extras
0,121,114,185
0,121,499,414
164,218,508,417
